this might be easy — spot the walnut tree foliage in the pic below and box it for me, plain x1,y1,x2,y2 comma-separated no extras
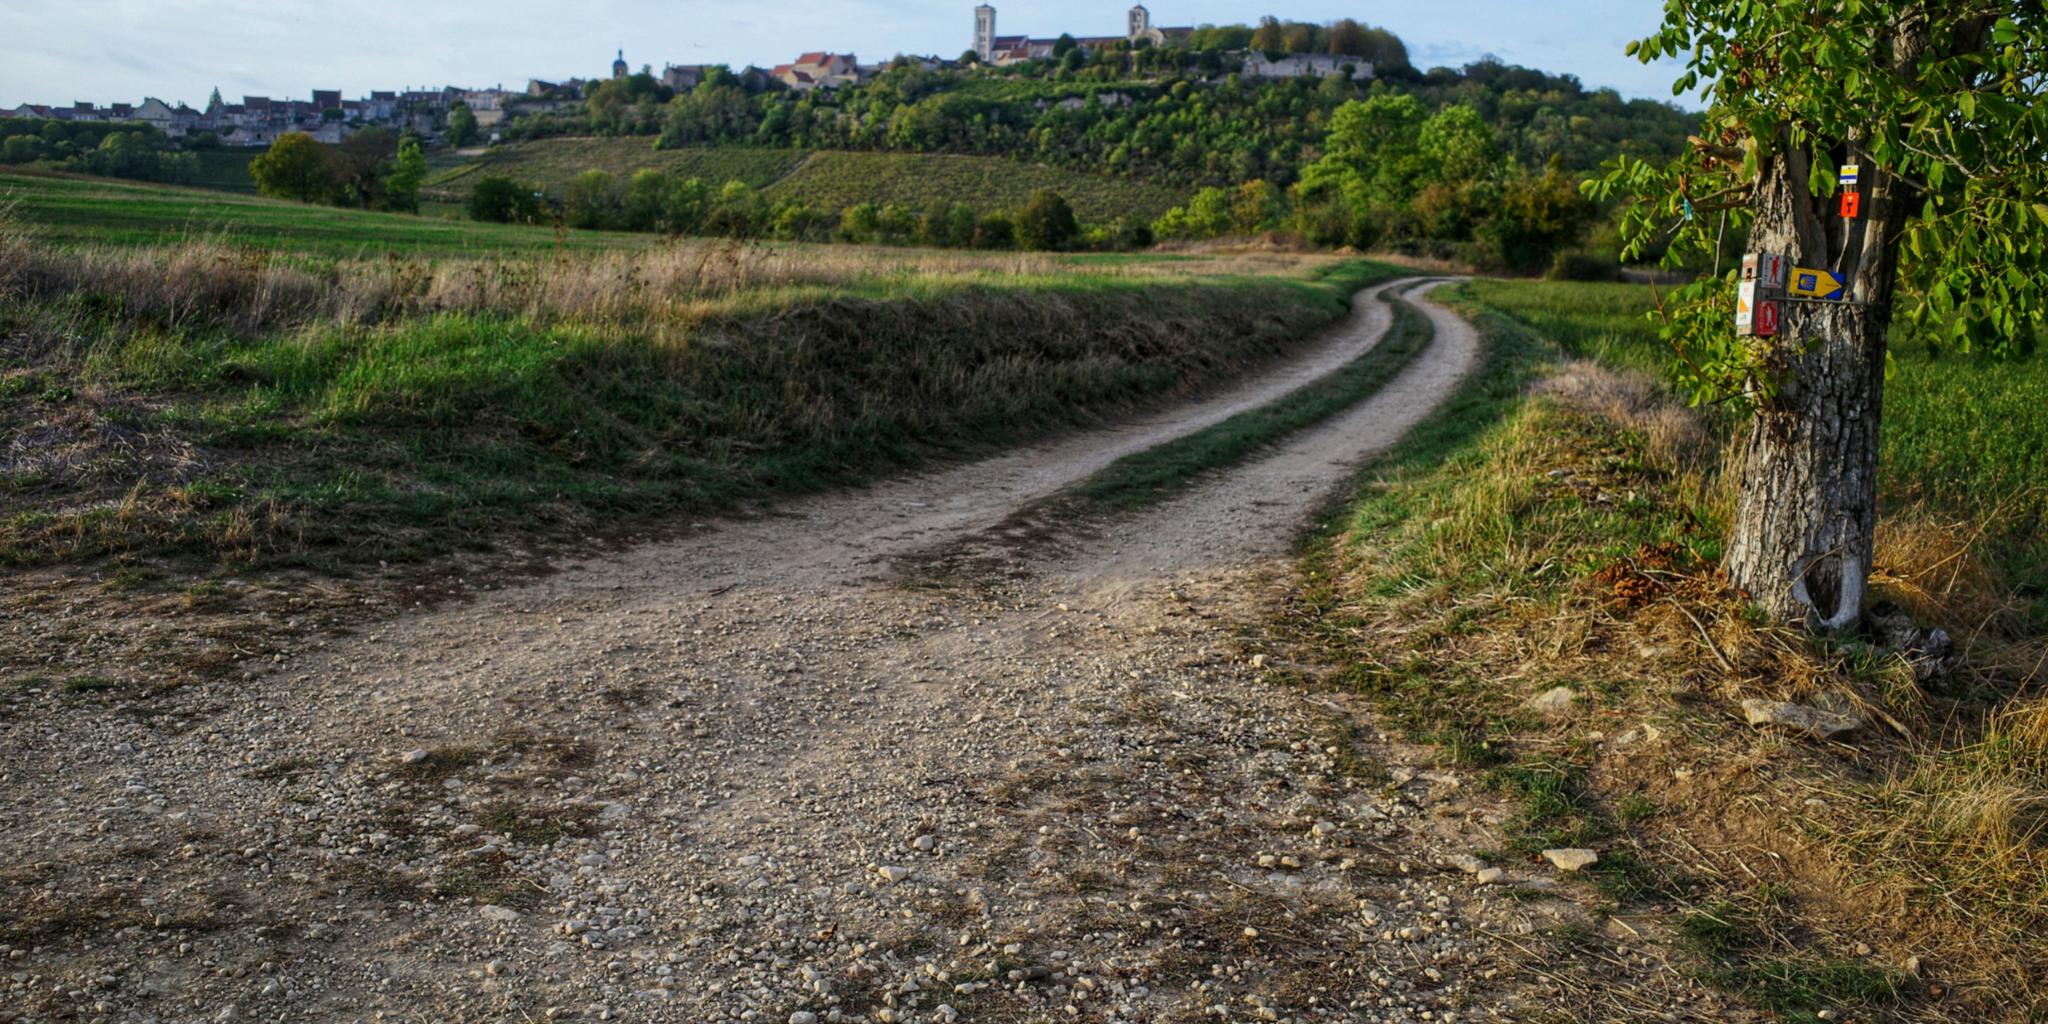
1586,1,2047,405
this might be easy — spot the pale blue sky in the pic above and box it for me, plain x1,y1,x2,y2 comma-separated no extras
0,0,1692,108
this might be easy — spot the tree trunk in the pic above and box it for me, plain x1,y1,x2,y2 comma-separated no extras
1720,11,1975,629
1723,143,1904,629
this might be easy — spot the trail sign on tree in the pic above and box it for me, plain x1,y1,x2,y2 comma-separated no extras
1587,2,2046,630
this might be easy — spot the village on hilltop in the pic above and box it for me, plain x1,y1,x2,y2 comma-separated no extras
1,5,1376,145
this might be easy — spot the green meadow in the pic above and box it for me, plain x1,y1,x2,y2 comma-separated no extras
0,171,656,255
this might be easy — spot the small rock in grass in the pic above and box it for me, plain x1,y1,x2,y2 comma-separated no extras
1542,848,1599,872
479,905,521,923
401,749,428,764
1740,698,1862,740
875,865,911,884
1523,687,1577,718
1474,867,1505,885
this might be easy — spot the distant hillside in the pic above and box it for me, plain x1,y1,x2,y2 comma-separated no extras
421,138,807,202
422,139,1188,222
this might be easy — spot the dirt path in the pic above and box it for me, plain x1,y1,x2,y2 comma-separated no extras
1,283,1672,1024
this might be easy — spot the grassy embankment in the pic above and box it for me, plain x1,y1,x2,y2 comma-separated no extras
421,138,1190,222
0,178,1395,587
1272,279,2047,1021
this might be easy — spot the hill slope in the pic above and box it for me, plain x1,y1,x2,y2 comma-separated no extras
421,139,1189,222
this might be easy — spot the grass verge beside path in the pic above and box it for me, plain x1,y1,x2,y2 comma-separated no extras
1062,281,1435,514
1268,280,2048,1022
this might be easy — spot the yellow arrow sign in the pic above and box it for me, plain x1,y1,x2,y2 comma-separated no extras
1787,267,1845,301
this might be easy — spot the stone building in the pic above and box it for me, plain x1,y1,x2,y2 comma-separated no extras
972,4,1190,65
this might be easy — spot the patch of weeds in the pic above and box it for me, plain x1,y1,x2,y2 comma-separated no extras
394,744,484,781
1681,894,1907,1020
62,675,122,694
1489,759,1611,853
182,579,233,611
429,853,544,909
100,564,166,593
494,726,595,774
330,861,423,903
601,681,655,707
1587,848,1688,904
473,799,598,846
1313,713,1387,784
1615,792,1660,825
248,757,316,782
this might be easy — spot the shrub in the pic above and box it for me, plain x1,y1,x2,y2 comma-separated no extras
1015,189,1078,251
973,211,1016,250
840,203,880,244
250,133,342,204
2,136,41,164
563,169,625,230
468,175,545,224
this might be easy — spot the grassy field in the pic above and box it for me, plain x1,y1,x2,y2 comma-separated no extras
422,138,808,200
0,171,656,255
184,148,263,193
1461,279,2048,538
1,189,1391,578
1269,278,2048,1021
422,139,1189,223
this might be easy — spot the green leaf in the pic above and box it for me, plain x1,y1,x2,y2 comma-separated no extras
1807,158,1834,198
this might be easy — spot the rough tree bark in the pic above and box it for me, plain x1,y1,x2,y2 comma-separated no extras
1722,143,1904,628
1722,15,1945,629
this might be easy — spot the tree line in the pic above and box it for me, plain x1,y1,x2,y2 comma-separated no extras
465,167,1127,252
247,130,428,212
0,120,198,183
1156,93,1597,273
456,90,1597,271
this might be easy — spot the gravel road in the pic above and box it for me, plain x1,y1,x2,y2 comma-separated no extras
2,281,1646,1023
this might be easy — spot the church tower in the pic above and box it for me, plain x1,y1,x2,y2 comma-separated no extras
974,5,996,62
1127,4,1150,39
612,49,628,79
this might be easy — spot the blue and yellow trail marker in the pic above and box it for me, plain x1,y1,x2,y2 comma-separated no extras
1788,267,1846,301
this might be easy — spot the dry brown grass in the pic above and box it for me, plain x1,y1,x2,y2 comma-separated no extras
1533,359,1710,470
1,205,1342,342
1291,348,2048,1020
